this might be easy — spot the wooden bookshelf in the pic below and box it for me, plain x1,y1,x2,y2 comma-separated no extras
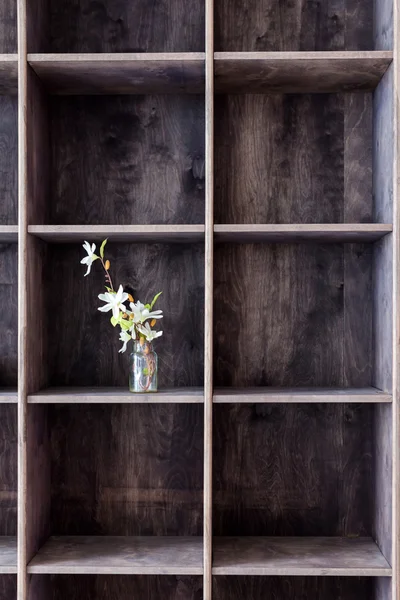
0,0,395,598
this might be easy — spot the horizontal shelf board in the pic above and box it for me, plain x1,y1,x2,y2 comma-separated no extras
0,537,17,573
215,51,393,93
0,389,17,403
0,55,18,94
214,223,393,243
28,225,205,243
212,537,392,576
28,387,204,404
0,226,18,243
28,53,205,94
214,387,392,403
28,536,203,575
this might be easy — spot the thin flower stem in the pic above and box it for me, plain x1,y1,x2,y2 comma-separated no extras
99,257,115,291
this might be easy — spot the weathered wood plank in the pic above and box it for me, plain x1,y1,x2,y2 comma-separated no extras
29,54,205,94
49,405,203,536
214,224,391,243
213,404,373,536
49,96,205,226
28,387,204,404
215,0,373,51
28,536,203,575
215,94,372,226
0,97,17,223
212,537,391,576
28,225,205,243
215,52,391,93
213,387,391,403
48,0,205,52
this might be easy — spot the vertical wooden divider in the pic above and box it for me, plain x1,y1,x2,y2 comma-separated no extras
393,0,400,597
204,0,214,596
17,0,28,596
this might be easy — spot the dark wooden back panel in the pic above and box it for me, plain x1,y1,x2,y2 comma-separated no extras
49,96,205,226
0,245,17,387
50,575,202,600
46,243,204,387
215,0,373,51
0,405,17,536
214,243,372,388
50,404,203,535
215,94,372,225
213,403,373,536
213,576,374,600
0,98,17,226
0,576,16,600
0,0,16,53
48,0,205,52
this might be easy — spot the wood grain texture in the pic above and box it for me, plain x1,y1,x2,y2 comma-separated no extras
47,244,204,388
213,403,373,536
26,406,51,561
214,224,392,243
212,537,391,576
373,404,393,563
0,575,16,600
215,52,392,93
214,244,372,388
0,56,18,94
213,575,376,600
374,0,393,50
49,404,203,535
28,387,204,404
28,536,203,574
0,0,17,53
213,387,392,403
29,54,205,94
48,574,202,600
0,538,17,572
0,246,17,387
49,96,205,225
215,0,372,51
0,228,17,243
0,407,17,536
0,98,17,225
0,390,17,403
215,94,372,225
28,225,205,243
48,0,205,52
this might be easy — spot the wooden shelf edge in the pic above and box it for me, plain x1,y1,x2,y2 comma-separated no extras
28,225,205,243
0,227,18,243
28,52,205,62
213,387,392,403
214,224,393,243
212,536,392,577
28,387,204,404
215,50,393,60
215,51,392,93
27,536,204,575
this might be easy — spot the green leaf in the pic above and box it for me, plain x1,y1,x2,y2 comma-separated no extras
144,304,151,309
120,319,131,331
100,239,108,259
150,291,162,309
110,316,118,327
105,286,113,293
143,368,149,376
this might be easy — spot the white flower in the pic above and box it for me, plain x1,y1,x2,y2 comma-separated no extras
137,322,163,342
80,241,98,276
118,330,131,353
98,285,129,320
129,301,163,324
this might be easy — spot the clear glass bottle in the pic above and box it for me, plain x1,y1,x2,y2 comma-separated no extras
129,340,158,393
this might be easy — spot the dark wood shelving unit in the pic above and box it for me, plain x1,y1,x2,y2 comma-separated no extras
0,0,393,597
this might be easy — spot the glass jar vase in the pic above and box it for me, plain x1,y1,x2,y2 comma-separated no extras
129,340,158,393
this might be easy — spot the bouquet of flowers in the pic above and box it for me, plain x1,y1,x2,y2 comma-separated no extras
81,239,163,354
